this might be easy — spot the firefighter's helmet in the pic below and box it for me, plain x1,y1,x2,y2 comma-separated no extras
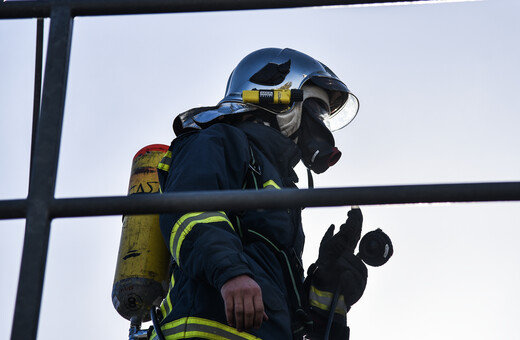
173,48,359,137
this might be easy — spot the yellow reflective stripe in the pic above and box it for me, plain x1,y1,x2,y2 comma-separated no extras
310,285,334,299
160,288,173,318
262,180,280,190
170,211,234,265
160,300,168,320
165,273,175,315
160,317,261,340
309,285,347,316
157,162,170,171
158,150,173,172
159,271,176,329
170,272,175,290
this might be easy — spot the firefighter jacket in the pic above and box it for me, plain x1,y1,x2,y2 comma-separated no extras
154,121,306,339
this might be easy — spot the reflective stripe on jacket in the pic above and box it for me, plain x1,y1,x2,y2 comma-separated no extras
309,285,347,317
169,211,234,266
150,316,261,340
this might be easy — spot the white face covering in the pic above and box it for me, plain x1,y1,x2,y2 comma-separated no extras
276,83,330,139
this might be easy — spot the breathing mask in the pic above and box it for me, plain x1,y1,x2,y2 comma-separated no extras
297,97,341,174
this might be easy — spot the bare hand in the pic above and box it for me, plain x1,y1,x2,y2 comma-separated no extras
220,275,269,332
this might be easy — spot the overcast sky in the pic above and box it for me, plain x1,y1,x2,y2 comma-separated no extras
1,0,520,339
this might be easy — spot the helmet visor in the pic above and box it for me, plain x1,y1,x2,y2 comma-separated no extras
328,93,359,131
309,77,359,131
303,98,331,128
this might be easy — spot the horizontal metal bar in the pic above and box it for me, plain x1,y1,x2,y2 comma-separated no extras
1,182,520,220
0,0,435,19
0,199,26,219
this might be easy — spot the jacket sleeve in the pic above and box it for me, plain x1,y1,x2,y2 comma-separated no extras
159,125,254,291
305,283,350,340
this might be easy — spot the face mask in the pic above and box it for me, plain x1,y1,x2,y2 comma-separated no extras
297,98,341,174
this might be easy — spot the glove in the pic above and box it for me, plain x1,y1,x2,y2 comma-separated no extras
304,209,367,340
335,250,367,307
317,207,363,267
309,208,368,308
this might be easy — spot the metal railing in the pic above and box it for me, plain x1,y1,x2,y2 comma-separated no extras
1,0,519,339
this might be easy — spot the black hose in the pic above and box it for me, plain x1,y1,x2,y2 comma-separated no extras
323,286,341,340
307,168,314,189
150,307,166,340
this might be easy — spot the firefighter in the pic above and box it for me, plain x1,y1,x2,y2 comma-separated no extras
153,48,367,340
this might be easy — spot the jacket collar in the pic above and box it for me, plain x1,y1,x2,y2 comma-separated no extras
235,121,301,184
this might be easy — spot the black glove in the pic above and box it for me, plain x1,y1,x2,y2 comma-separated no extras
317,207,363,266
335,250,367,307
310,208,368,307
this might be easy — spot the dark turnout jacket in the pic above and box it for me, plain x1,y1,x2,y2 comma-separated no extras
154,121,306,339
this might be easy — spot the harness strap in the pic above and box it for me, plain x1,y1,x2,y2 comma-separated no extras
244,229,313,339
235,145,313,339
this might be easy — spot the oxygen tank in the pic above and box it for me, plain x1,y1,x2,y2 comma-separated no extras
112,144,171,327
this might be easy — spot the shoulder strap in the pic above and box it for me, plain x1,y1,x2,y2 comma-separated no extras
243,145,262,190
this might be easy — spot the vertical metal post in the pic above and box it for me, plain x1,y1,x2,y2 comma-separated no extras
30,17,44,176
11,7,73,340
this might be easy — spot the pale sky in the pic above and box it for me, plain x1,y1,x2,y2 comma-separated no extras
1,0,520,339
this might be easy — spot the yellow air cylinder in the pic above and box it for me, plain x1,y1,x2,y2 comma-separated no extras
112,144,171,326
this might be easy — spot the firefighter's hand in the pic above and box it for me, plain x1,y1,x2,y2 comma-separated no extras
220,275,269,332
318,207,363,267
337,250,368,306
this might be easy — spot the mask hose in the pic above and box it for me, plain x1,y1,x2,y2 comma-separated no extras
307,168,314,189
